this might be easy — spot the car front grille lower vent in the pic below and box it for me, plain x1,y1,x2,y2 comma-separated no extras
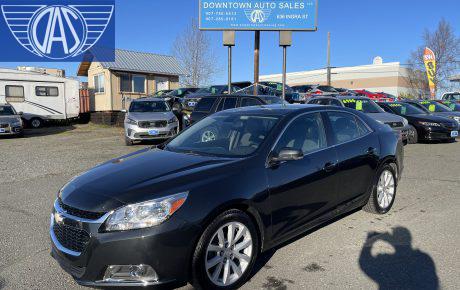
58,199,106,220
53,223,90,253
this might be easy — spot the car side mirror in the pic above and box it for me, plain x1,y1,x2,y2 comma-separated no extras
18,111,23,115
269,148,304,165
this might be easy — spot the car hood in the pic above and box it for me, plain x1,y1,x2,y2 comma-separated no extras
59,148,238,212
366,112,404,123
0,116,20,123
127,112,174,121
407,114,455,123
431,111,460,118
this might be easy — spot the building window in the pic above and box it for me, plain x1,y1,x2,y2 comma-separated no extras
120,74,146,94
36,86,59,97
5,85,25,102
94,74,105,93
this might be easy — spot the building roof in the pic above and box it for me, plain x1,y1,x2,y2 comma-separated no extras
77,49,186,77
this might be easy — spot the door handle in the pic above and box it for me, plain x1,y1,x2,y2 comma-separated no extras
323,162,337,172
366,147,376,155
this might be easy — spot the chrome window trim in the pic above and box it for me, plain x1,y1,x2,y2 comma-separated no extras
266,109,374,167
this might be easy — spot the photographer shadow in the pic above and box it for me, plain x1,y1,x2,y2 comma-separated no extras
359,227,439,290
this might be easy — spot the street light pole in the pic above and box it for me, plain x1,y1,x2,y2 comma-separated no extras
280,31,292,102
254,31,260,95
223,31,235,94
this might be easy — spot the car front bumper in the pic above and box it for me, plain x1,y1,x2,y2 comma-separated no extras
0,126,23,136
418,126,458,140
125,122,179,141
50,200,199,287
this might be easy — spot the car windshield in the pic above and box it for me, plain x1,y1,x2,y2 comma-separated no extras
292,85,313,93
165,114,280,157
317,86,338,93
261,82,293,92
419,101,452,112
259,96,285,105
445,93,460,100
129,101,169,112
0,106,16,116
387,103,426,115
342,98,384,113
195,86,227,94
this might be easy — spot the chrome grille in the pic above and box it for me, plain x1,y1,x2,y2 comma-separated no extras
0,124,9,128
385,122,404,128
53,223,90,253
138,120,167,128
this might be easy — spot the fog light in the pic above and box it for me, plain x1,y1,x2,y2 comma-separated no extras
103,264,158,283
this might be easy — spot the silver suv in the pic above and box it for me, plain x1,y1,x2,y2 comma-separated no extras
123,98,179,146
0,104,24,137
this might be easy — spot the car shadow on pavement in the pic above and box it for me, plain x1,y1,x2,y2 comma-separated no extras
359,226,439,290
22,126,77,138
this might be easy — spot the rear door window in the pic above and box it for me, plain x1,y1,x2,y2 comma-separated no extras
222,97,238,110
241,97,263,107
194,97,216,112
327,112,371,144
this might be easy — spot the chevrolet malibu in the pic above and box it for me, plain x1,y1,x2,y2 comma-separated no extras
51,105,404,289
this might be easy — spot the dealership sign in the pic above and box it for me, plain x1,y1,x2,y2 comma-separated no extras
0,0,115,61
199,0,318,31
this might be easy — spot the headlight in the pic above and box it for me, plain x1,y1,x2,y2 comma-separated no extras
126,118,137,125
104,192,188,232
167,117,177,124
453,116,460,123
376,120,384,124
402,118,409,127
419,121,440,127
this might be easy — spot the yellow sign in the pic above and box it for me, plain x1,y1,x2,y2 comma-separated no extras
423,47,436,99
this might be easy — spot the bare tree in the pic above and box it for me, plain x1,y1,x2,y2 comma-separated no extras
407,19,460,96
172,18,220,87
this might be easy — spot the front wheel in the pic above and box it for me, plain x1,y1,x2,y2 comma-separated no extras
363,164,397,214
407,125,418,144
191,210,259,290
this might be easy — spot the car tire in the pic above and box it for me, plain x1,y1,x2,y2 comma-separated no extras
407,125,418,144
29,118,43,129
191,209,259,290
363,164,397,215
125,137,133,146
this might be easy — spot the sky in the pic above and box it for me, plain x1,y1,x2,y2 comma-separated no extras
1,0,459,85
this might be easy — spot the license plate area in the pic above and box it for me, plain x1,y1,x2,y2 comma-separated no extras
148,129,160,136
451,131,458,137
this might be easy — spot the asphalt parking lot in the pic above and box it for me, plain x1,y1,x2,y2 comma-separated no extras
0,124,459,290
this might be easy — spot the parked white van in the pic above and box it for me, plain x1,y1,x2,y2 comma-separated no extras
0,68,80,128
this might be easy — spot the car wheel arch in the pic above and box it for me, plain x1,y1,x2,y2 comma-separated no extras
378,156,399,183
199,200,266,252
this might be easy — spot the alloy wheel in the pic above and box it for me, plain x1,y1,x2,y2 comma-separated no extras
205,222,253,287
377,170,395,209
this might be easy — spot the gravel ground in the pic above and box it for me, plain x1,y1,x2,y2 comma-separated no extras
0,124,459,290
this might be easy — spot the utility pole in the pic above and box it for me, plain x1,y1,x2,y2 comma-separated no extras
254,31,260,95
223,31,235,94
280,31,292,101
326,32,331,86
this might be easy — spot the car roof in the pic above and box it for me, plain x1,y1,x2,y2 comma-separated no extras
216,104,343,117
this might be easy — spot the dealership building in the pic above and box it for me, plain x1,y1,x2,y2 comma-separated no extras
78,49,185,112
260,57,415,97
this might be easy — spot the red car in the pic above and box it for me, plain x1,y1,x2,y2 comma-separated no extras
354,90,394,102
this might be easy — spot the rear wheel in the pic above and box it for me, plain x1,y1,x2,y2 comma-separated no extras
407,125,418,144
191,210,259,290
363,164,397,214
29,118,43,129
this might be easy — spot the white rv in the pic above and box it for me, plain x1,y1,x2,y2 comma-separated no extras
0,68,80,128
